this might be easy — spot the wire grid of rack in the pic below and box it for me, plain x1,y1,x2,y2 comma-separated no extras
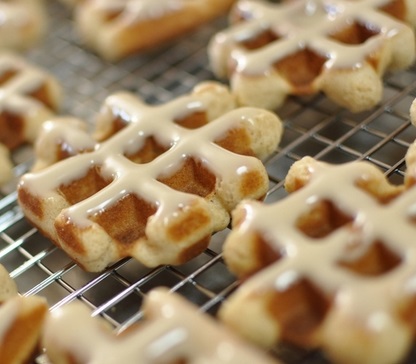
1,1,416,363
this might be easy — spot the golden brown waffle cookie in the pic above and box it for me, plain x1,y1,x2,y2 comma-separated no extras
209,0,416,112
42,288,280,364
0,264,49,364
220,149,416,364
0,0,46,51
0,52,62,185
74,0,236,61
18,82,282,272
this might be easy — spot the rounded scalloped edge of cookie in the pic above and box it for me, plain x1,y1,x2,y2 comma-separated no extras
410,98,416,126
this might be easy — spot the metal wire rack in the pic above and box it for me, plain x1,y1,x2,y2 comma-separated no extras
1,1,416,363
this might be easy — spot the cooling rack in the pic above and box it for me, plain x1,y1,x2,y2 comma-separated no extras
1,1,416,363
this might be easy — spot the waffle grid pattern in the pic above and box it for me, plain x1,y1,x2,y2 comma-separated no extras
0,1,416,363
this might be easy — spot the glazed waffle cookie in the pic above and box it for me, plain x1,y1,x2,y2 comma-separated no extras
42,288,280,364
0,52,62,185
0,264,48,364
74,0,236,61
0,0,46,51
220,142,416,364
17,82,282,272
208,0,416,112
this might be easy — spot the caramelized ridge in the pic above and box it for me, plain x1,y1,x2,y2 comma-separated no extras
240,169,266,198
58,166,112,205
175,111,208,129
178,235,211,263
267,278,331,347
103,9,123,23
126,136,168,164
250,232,282,277
215,127,254,156
28,84,56,110
379,0,406,21
0,69,17,85
97,116,128,142
338,240,402,276
165,200,212,259
91,193,157,247
172,359,188,364
241,29,279,50
273,48,327,93
295,200,353,239
56,216,87,255
355,178,403,204
57,142,75,162
18,187,44,219
158,157,216,197
400,295,416,334
0,110,24,149
56,141,93,162
330,21,379,45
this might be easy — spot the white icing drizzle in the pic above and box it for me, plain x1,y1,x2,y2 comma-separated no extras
37,118,95,155
31,117,96,172
20,91,265,228
43,288,278,363
213,0,410,74
231,159,416,328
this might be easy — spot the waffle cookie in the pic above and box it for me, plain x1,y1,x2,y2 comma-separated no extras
0,52,62,185
42,288,280,364
75,0,236,61
208,0,416,112
0,0,46,51
0,264,49,364
18,82,282,272
220,147,416,364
